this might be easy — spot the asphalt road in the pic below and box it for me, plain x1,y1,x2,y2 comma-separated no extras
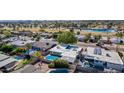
77,42,124,51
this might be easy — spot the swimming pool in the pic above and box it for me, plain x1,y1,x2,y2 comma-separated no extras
49,69,69,73
83,29,115,33
45,54,60,61
14,56,23,60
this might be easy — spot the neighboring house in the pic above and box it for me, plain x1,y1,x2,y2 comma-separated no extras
32,41,56,55
0,54,18,72
82,47,123,71
10,36,35,47
40,33,52,39
19,31,33,36
2,37,19,42
11,31,20,36
10,39,35,47
111,38,124,44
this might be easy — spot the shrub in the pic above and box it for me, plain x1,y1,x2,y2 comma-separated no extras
12,47,27,54
32,51,41,58
48,63,55,68
22,59,31,65
0,44,14,53
49,59,69,68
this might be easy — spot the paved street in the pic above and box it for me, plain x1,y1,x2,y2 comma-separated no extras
77,42,124,51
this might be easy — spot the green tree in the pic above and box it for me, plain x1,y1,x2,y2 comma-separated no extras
32,51,41,58
57,32,77,44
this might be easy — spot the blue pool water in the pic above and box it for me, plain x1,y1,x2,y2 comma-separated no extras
85,29,114,32
45,55,60,61
49,69,68,73
15,56,23,60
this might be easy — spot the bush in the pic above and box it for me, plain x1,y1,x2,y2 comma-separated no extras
48,63,55,68
32,51,41,58
22,59,31,65
12,47,27,54
0,44,14,53
49,59,69,68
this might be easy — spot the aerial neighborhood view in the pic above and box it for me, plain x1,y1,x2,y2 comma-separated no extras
0,20,124,73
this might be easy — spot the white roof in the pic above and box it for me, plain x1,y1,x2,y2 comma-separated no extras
50,45,81,63
85,47,123,65
0,57,17,68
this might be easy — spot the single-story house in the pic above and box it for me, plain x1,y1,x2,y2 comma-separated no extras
40,33,52,39
32,41,57,55
19,31,33,36
0,53,18,72
10,39,35,47
2,37,19,42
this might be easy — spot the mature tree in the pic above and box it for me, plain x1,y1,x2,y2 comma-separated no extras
57,32,77,44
